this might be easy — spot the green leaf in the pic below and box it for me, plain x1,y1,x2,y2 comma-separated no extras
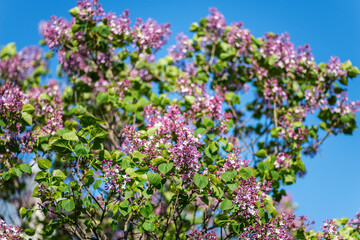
53,170,67,181
11,167,22,177
74,144,90,157
185,95,196,105
38,159,52,170
151,156,167,166
203,116,214,129
258,161,269,173
2,172,11,181
91,128,108,140
24,229,35,236
63,131,79,141
35,171,48,182
140,206,152,218
93,180,102,190
62,199,75,212
20,163,32,175
221,170,237,182
271,170,279,180
80,114,104,127
209,142,219,153
69,6,80,17
0,42,16,58
341,115,350,123
52,139,71,153
22,112,32,126
319,121,328,130
194,127,206,137
190,22,199,32
220,198,234,211
194,174,208,189
96,92,109,104
19,207,27,216
265,195,276,215
148,172,162,186
239,167,253,179
125,104,137,112
143,221,155,232
255,149,267,158
22,103,35,113
340,60,352,70
96,23,110,38
158,163,173,175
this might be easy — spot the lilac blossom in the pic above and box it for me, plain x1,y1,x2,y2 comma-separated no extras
0,219,22,240
168,33,194,61
274,152,292,169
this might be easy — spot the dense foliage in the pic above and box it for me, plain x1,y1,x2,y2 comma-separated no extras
0,0,359,239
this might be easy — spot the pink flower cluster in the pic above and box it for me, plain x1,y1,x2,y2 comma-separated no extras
0,46,45,84
0,82,24,131
259,33,301,73
101,159,131,193
133,18,171,51
330,93,360,117
123,105,202,184
188,229,217,240
220,147,249,173
263,77,288,105
168,33,194,61
232,176,271,218
349,211,360,230
206,8,226,41
105,10,131,36
76,0,105,22
319,219,341,240
0,219,22,240
0,82,34,155
278,107,308,145
238,213,296,240
327,56,344,77
226,22,252,56
174,74,197,95
274,152,292,169
27,80,64,136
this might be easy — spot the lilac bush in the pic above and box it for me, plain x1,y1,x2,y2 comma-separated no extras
0,0,359,239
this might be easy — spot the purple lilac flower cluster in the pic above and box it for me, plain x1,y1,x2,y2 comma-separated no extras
101,159,131,193
319,219,341,240
274,152,292,169
133,18,171,51
168,33,194,61
0,46,45,84
349,211,360,230
0,219,22,240
263,77,288,105
40,0,171,73
0,82,24,130
123,105,202,185
232,176,271,218
278,107,308,145
238,213,296,239
226,22,252,57
27,80,64,136
219,147,249,173
206,8,226,41
0,82,35,155
259,33,297,73
188,229,217,240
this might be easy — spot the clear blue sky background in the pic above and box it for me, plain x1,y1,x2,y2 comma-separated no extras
0,0,359,230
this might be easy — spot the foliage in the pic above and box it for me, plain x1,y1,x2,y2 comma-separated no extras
0,0,359,239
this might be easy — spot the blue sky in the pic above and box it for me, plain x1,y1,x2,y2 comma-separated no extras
1,0,359,229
